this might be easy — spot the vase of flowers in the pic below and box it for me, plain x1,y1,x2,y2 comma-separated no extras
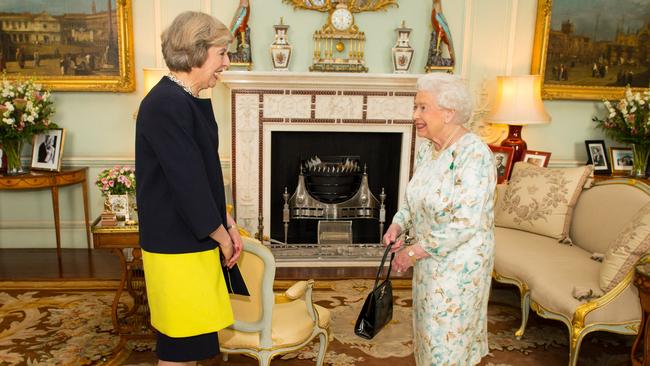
0,78,56,175
593,86,650,178
96,165,137,221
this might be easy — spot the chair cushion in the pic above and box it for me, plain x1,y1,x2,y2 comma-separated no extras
219,301,330,350
600,202,650,292
495,162,592,241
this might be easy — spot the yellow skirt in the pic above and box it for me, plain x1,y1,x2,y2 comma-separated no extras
142,247,234,337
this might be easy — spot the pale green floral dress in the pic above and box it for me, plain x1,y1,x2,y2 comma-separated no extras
392,133,496,366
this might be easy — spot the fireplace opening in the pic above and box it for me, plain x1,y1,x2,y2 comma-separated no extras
270,131,402,244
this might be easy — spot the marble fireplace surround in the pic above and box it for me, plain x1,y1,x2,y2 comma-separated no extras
219,72,421,243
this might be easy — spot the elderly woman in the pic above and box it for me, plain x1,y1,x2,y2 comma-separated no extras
383,73,496,365
135,11,242,365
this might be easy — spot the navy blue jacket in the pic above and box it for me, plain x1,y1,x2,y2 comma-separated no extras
135,76,227,254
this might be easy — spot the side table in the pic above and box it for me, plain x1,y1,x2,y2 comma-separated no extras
0,168,92,259
91,218,154,344
632,262,650,366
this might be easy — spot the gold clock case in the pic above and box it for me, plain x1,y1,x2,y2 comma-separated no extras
283,0,398,73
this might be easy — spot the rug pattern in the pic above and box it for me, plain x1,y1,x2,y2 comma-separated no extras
0,280,635,365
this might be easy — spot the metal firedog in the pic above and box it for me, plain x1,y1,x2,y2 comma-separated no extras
282,156,386,245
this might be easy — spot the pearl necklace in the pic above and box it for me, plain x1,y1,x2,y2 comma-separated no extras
166,73,196,97
432,125,462,160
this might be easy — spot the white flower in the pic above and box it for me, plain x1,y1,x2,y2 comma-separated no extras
609,112,616,118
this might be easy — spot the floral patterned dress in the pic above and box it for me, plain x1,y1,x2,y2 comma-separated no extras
392,133,496,366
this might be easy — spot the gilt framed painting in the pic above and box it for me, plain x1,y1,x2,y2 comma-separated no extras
531,0,650,100
0,0,135,92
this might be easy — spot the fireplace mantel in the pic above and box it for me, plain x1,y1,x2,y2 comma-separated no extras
220,71,422,91
223,71,421,238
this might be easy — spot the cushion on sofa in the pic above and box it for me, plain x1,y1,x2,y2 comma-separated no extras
600,202,650,292
495,162,592,241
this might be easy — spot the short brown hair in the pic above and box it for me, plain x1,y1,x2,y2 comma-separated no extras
161,11,232,72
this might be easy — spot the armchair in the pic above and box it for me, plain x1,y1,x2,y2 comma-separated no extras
218,237,331,365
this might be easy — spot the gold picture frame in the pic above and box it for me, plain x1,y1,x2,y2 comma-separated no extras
530,0,649,100
0,0,135,92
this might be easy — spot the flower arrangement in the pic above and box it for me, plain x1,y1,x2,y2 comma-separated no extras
592,85,650,177
0,77,56,141
96,165,136,196
0,77,57,174
592,86,650,145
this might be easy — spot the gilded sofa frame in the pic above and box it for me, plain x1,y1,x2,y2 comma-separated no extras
493,178,650,366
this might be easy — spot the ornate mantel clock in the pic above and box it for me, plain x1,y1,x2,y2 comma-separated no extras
283,0,398,72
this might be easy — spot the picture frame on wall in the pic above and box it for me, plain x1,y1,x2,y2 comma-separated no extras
522,150,552,167
609,147,633,175
488,144,515,184
585,140,611,175
530,0,649,100
31,128,65,172
0,0,135,92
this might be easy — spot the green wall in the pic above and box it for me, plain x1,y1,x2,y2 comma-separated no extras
0,0,609,248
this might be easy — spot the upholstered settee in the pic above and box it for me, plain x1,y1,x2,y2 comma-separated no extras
492,162,650,366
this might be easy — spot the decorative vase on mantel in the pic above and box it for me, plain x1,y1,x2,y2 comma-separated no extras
631,143,650,179
2,138,27,175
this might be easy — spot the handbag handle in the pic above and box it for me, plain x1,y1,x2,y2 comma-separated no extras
373,242,395,291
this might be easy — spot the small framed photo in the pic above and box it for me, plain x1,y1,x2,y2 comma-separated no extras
31,129,65,172
522,150,552,167
0,146,5,173
609,147,633,175
489,144,515,184
585,140,610,175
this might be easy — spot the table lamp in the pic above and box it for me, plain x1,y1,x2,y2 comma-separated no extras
143,67,168,94
487,75,551,162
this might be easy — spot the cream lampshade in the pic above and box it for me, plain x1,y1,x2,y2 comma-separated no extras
487,75,551,162
142,67,169,94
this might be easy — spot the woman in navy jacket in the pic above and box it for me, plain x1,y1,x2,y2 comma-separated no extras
135,11,242,365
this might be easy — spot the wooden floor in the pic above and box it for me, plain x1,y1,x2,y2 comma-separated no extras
0,248,412,282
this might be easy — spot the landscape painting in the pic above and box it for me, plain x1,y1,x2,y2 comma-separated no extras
531,0,650,100
0,0,134,92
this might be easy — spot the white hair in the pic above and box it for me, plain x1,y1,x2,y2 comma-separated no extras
416,73,473,125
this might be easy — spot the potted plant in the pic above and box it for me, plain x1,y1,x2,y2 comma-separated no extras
96,165,136,221
0,78,56,175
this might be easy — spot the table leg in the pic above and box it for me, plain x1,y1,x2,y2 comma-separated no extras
50,186,61,260
632,310,646,365
81,178,91,249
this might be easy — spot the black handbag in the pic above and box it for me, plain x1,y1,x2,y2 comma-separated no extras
354,243,395,339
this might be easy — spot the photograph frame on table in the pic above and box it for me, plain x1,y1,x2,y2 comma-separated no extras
522,150,552,167
609,147,633,175
488,144,515,184
0,0,135,92
0,146,5,174
585,140,610,175
530,0,649,100
30,128,65,172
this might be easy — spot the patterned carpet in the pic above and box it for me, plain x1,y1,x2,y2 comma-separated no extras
0,280,634,366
